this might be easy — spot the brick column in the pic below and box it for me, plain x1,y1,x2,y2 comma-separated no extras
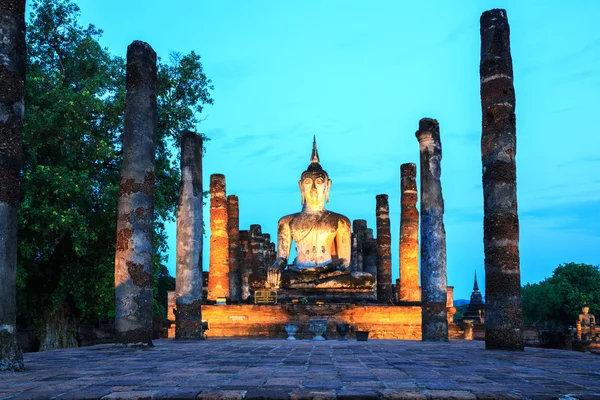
207,174,229,301
114,41,157,345
352,219,367,273
239,230,251,301
416,118,448,342
480,8,523,350
400,163,421,302
175,132,203,339
0,0,26,371
376,194,393,304
248,224,266,291
227,195,241,302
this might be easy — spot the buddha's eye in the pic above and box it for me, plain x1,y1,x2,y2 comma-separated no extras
315,178,324,184
304,178,312,185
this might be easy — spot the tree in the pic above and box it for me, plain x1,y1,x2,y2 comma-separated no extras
522,263,600,328
18,0,213,350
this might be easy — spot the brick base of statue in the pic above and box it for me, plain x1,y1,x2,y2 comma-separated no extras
200,304,421,339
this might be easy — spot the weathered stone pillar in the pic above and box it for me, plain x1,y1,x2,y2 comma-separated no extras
227,195,241,302
400,163,421,302
376,194,393,304
0,0,25,371
352,219,367,273
248,224,266,291
480,8,523,350
175,132,203,339
207,174,229,301
239,230,251,301
114,41,157,345
363,229,378,298
416,118,448,342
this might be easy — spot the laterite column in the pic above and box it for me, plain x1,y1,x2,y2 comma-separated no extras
480,8,523,350
175,132,203,339
207,174,229,301
416,118,448,341
0,0,26,371
376,195,393,303
114,41,157,345
400,163,421,302
227,195,241,302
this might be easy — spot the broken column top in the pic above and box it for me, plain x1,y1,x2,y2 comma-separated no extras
127,40,157,64
210,174,226,189
415,118,440,142
401,163,417,176
353,219,367,232
480,9,509,29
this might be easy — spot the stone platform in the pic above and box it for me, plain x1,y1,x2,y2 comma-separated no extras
201,304,421,340
2,339,600,399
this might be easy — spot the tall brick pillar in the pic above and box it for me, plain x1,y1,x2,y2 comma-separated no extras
227,195,241,302
400,163,421,302
416,118,448,342
239,230,251,301
376,194,393,304
0,0,26,371
352,219,367,273
175,132,203,339
248,224,266,291
480,8,524,350
207,174,229,301
114,41,157,345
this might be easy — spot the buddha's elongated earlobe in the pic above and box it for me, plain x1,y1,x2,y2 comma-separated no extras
326,179,332,204
299,180,305,205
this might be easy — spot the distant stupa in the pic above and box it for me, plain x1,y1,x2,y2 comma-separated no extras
463,271,485,322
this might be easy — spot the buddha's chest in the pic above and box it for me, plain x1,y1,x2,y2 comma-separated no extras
289,215,337,246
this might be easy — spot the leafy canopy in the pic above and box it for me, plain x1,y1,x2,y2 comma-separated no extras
522,262,600,327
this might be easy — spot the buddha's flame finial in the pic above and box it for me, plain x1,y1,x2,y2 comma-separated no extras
310,135,320,164
473,270,480,292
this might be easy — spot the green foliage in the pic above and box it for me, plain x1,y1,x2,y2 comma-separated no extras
453,304,468,323
522,263,600,327
17,0,213,336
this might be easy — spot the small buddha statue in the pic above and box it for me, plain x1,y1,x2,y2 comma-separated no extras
267,138,375,294
577,302,596,340
579,303,595,328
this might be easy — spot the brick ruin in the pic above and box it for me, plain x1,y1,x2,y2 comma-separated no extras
123,8,522,348
0,5,529,356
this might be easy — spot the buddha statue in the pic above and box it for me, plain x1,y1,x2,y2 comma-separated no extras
267,138,375,298
579,303,596,328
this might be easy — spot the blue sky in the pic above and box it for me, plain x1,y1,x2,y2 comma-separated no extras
72,0,600,300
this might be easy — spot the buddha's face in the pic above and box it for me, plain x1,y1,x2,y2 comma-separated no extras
583,306,589,314
299,173,330,207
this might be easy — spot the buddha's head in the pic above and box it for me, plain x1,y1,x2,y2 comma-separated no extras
583,303,589,314
299,137,331,208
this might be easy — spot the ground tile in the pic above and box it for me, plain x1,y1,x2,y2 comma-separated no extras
101,391,156,399
245,389,291,399
289,389,336,400
426,390,477,400
196,390,247,400
378,389,428,400
335,389,380,399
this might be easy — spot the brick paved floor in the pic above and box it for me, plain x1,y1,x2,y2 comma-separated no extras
1,339,599,399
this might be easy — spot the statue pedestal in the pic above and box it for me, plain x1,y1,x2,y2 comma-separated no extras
278,269,376,302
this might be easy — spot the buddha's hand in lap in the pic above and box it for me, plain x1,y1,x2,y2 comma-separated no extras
267,257,287,288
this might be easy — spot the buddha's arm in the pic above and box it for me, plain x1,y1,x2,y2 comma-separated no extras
272,217,292,270
336,217,352,267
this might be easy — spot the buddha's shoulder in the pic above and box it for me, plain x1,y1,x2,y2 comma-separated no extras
326,211,351,225
278,213,302,224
